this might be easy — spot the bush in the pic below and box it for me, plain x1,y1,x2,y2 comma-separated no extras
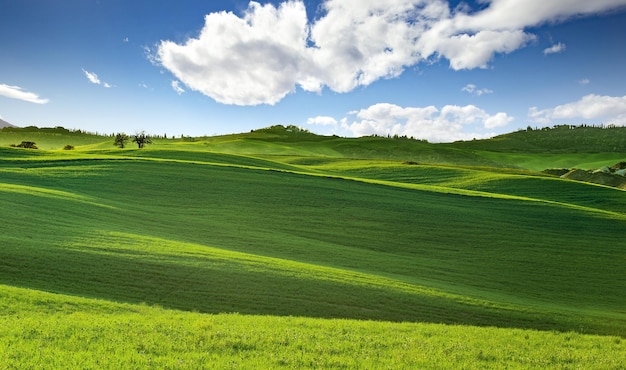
63,145,75,150
16,141,38,149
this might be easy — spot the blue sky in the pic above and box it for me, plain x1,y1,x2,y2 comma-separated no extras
1,0,626,142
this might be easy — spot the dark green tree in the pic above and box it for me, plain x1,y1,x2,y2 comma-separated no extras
16,141,37,149
114,133,129,148
132,131,152,149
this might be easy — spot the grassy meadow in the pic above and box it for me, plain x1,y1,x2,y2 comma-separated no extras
1,125,625,368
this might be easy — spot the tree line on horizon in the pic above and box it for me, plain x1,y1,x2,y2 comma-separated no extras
3,124,625,151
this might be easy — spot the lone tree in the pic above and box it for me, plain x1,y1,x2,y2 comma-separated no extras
132,131,152,149
114,133,129,148
14,141,38,149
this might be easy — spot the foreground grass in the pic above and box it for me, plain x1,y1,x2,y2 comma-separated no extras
1,285,624,369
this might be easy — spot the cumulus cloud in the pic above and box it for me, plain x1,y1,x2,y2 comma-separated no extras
311,102,513,142
543,42,566,55
307,116,337,126
171,80,185,95
461,83,493,96
484,112,514,128
0,83,49,104
158,1,312,105
82,69,113,88
156,0,626,105
529,94,626,125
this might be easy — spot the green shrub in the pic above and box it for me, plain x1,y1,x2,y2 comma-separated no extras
16,141,38,149
63,145,75,150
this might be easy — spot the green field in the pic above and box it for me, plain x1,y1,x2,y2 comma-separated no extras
1,126,625,368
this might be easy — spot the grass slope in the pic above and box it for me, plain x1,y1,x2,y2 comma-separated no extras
2,285,624,369
3,124,625,169
452,125,626,153
1,148,625,330
0,126,111,150
1,126,626,366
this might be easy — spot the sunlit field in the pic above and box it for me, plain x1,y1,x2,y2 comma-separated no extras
1,126,625,368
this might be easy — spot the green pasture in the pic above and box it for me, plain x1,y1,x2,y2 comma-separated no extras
1,126,626,367
2,125,624,169
474,151,626,171
451,125,626,154
1,285,624,369
0,127,111,150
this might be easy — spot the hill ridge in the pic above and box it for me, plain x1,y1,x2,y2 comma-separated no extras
0,118,16,128
453,124,626,153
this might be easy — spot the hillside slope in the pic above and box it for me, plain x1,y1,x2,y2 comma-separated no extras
452,125,626,153
0,118,15,128
1,145,625,337
2,128,626,367
2,284,624,369
3,124,626,170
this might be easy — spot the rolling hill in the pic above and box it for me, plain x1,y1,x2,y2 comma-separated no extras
0,118,16,128
451,124,626,153
1,125,625,367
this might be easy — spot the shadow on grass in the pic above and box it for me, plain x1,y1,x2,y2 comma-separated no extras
2,243,622,337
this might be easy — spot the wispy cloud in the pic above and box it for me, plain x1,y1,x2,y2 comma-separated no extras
144,46,160,66
82,68,113,88
461,84,493,96
171,80,185,95
308,102,513,142
529,94,626,125
155,0,626,106
579,78,591,85
543,42,566,56
83,69,101,84
0,83,49,104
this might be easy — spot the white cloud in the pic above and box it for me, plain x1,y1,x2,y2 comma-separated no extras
461,83,493,96
158,1,312,105
420,29,534,70
579,78,591,85
82,69,113,88
452,0,626,30
529,94,626,125
307,116,337,126
82,69,101,84
543,42,566,55
171,80,185,95
144,46,160,66
0,83,49,104
156,0,626,105
320,102,512,142
307,0,430,92
484,112,514,128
